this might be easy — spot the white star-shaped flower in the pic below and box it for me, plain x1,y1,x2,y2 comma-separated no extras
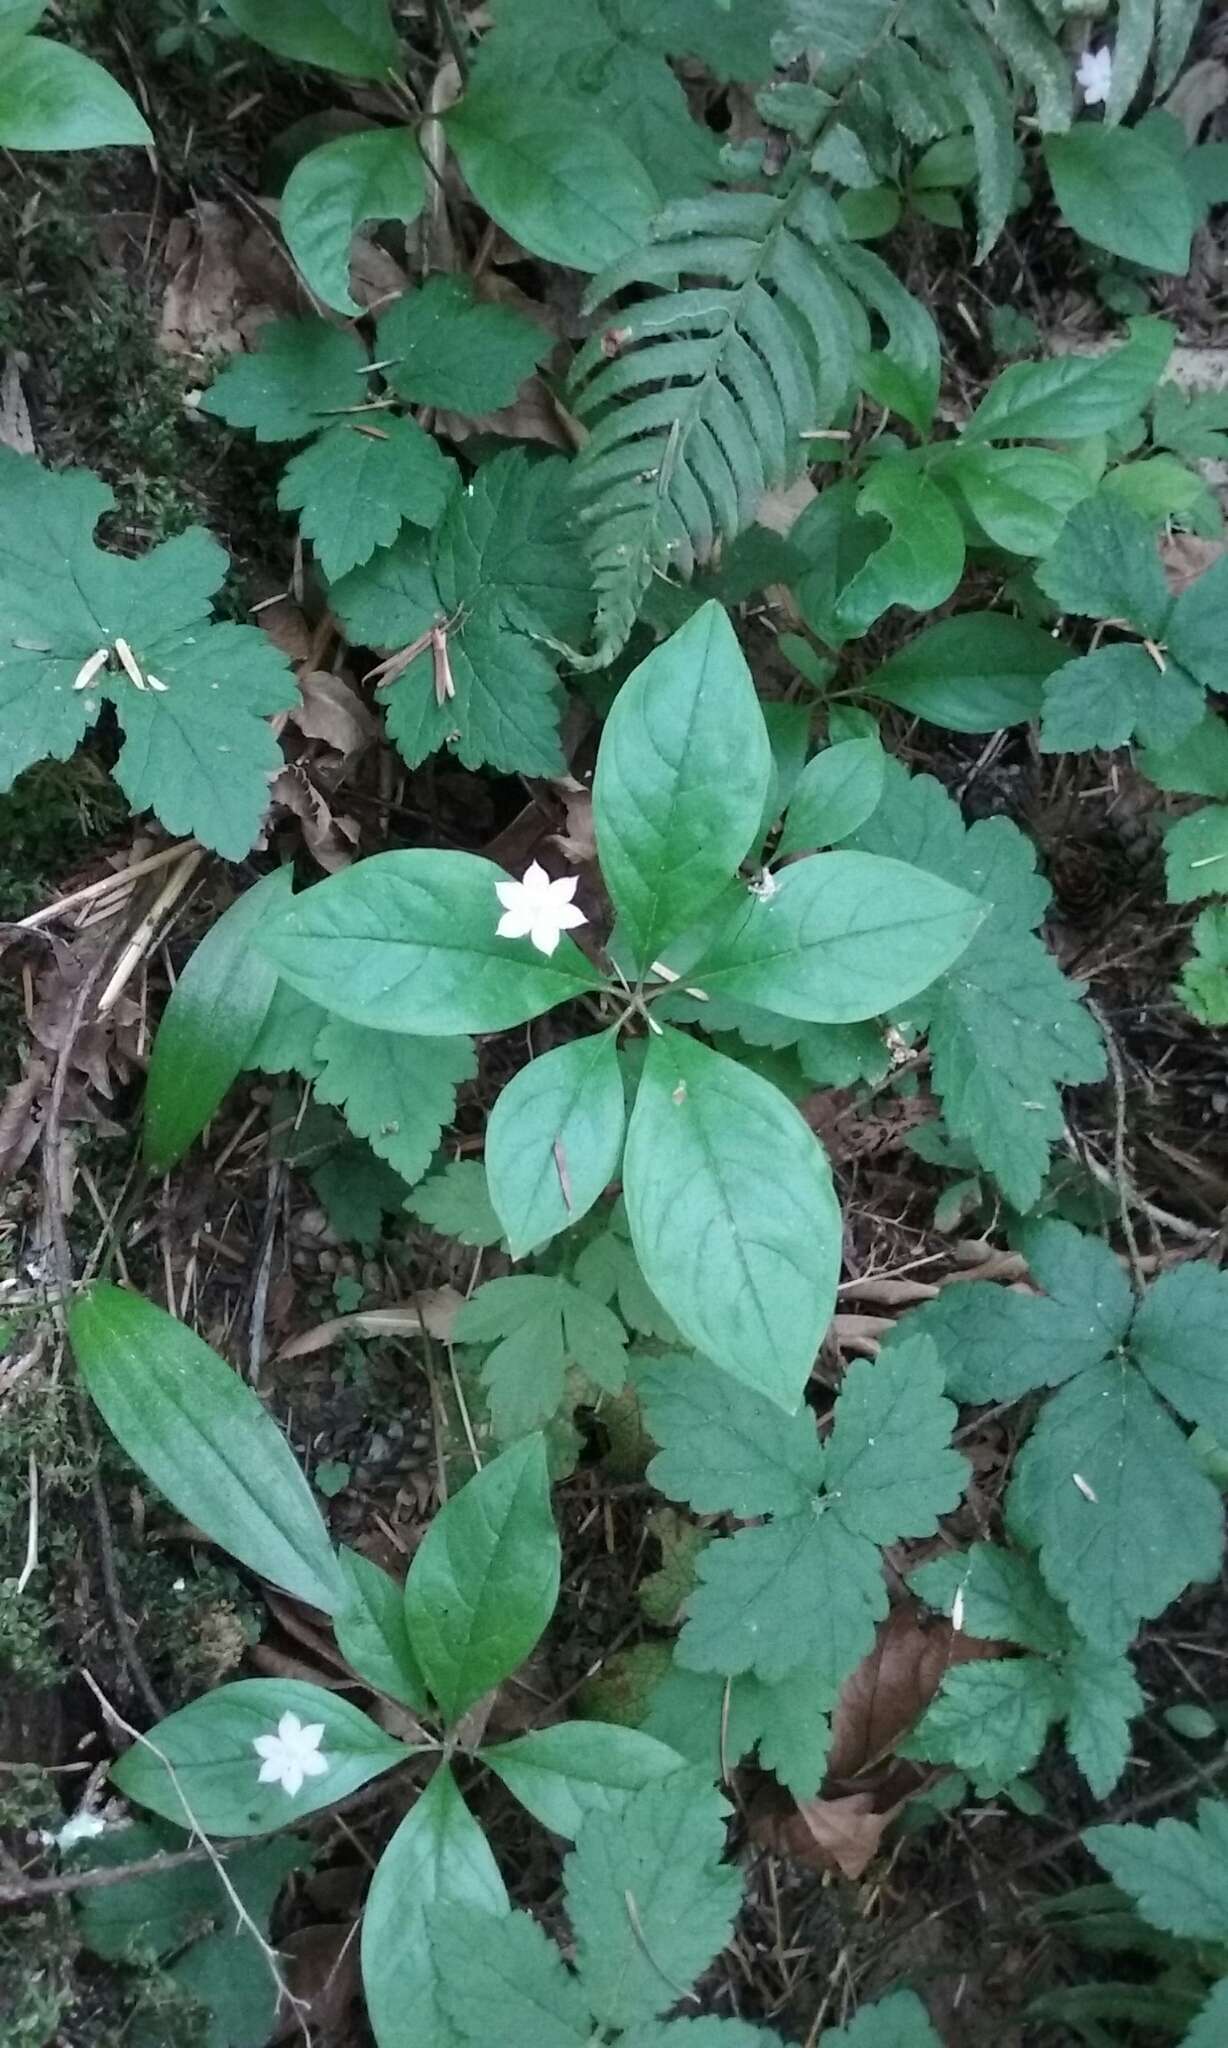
1076,45,1113,107
252,1711,329,1797
494,861,587,957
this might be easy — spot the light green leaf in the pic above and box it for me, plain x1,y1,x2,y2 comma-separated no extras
377,275,550,413
279,416,457,582
407,1159,505,1247
909,1542,1070,1655
445,85,658,273
0,36,151,148
312,1017,475,1186
679,1514,886,1688
637,1353,824,1518
246,981,327,1077
259,849,603,1035
281,128,425,314
593,603,771,973
111,1678,402,1835
1007,1365,1223,1652
834,461,965,638
72,1284,346,1614
362,1768,508,2048
199,317,367,441
818,1991,943,2047
165,1926,278,2048
1041,642,1202,755
776,738,884,855
0,3,47,35
1164,806,1228,903
1046,125,1194,274
1178,904,1228,1026
1180,1981,1228,2048
403,1434,560,1723
867,612,1062,732
565,1769,741,2030
1085,1803,1228,1941
454,1275,627,1436
1062,1640,1143,1799
335,1548,428,1711
964,318,1174,442
1035,494,1171,640
144,868,291,1174
904,1657,1062,1782
217,0,397,78
942,445,1094,557
486,1031,625,1258
430,1905,592,2048
482,1721,685,1839
622,1030,841,1413
1131,1261,1228,1439
822,1336,965,1544
687,853,984,1023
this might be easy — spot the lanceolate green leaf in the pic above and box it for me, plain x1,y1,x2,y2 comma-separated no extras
362,1768,508,2048
217,0,397,77
259,849,604,1035
403,1435,561,1723
622,1030,841,1412
72,1284,346,1614
111,1679,402,1835
486,1030,625,1257
482,1721,686,1839
594,604,771,972
687,853,984,1022
144,867,292,1174
867,612,1063,732
281,128,426,314
335,1548,428,1711
964,318,1174,442
0,36,152,148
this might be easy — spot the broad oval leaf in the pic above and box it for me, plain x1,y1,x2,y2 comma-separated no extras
486,1029,625,1258
403,1434,561,1723
481,1721,686,1839
217,0,397,78
0,37,152,148
362,1767,508,2048
1046,125,1194,276
335,1548,428,1711
688,853,984,1023
259,849,604,1035
776,738,885,855
867,612,1063,732
593,602,771,973
72,1284,347,1614
964,317,1174,443
445,85,658,273
622,1030,841,1411
143,866,292,1174
111,1678,403,1835
281,128,426,314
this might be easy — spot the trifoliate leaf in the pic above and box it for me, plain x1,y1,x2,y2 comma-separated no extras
679,1514,887,1688
1085,1803,1228,1941
903,1657,1062,1783
311,1018,475,1187
1006,1365,1223,1653
818,1991,943,2048
573,1219,680,1341
821,1336,966,1544
636,1354,824,1518
909,1542,1070,1655
0,452,295,856
455,1275,627,1437
278,417,457,582
1061,1639,1143,1799
1164,805,1228,904
430,1903,592,2048
565,1769,741,2030
377,275,550,413
850,762,1105,1210
1131,1261,1228,1439
406,1159,505,1246
199,317,367,441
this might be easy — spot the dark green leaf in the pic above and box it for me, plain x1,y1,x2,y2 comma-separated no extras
904,1658,1062,1784
199,318,367,441
312,1018,475,1186
1046,125,1194,275
377,275,550,413
1164,806,1228,903
279,416,457,582
1085,1804,1228,1941
942,445,1093,557
1040,642,1202,755
867,612,1062,732
776,738,884,854
217,0,397,78
455,1274,627,1437
281,129,426,314
834,461,965,638
1035,495,1171,640
1131,1261,1228,1438
637,1352,824,1518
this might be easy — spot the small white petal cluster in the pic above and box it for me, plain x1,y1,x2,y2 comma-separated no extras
1076,45,1113,107
495,861,587,957
43,1811,108,1852
252,1711,329,1797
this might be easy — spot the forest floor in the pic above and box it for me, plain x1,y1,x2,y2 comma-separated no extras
3,6,1228,2046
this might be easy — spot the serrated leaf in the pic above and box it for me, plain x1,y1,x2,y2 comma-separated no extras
335,1548,428,1711
1131,1261,1228,1438
822,1337,966,1543
407,1159,505,1246
904,1657,1062,1782
144,867,291,1174
964,318,1173,442
1046,125,1194,275
281,129,426,314
1164,806,1228,903
246,981,328,1077
867,612,1062,732
1007,1365,1223,1652
909,1542,1070,1654
1085,1803,1228,1941
1180,1981,1228,2048
637,1353,824,1519
1167,557,1228,697
1036,494,1172,639
217,0,396,78
454,1274,627,1436
312,1017,474,1187
1178,904,1228,1026
776,738,885,855
72,1283,346,1614
199,317,367,441
0,35,151,147
482,1721,686,1839
111,1678,401,1835
1041,642,1203,755
641,1661,836,1800
686,852,984,1023
377,275,549,413
445,85,658,273
1140,711,1228,797
362,1768,508,2048
1062,1639,1142,1798
594,603,771,972
486,1031,625,1258
430,1904,592,2048
622,1030,841,1413
679,1514,886,1687
403,1434,560,1722
279,417,457,582
834,461,965,638
819,1991,943,2048
260,848,603,1035
565,1769,741,2029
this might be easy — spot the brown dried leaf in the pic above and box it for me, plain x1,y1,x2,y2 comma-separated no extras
0,354,34,456
289,669,378,756
272,1925,360,2044
276,1290,462,1361
160,203,250,369
270,769,360,874
827,1605,1004,1781
0,1060,48,1183
1160,532,1228,595
751,1786,905,1881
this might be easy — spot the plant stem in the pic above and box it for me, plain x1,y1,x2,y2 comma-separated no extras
430,0,468,84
